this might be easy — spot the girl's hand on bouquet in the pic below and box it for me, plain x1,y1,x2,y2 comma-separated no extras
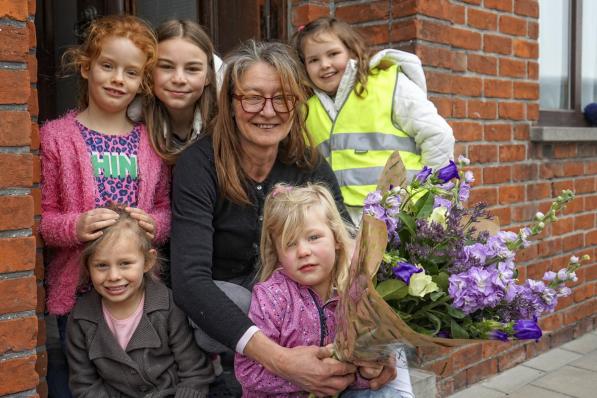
368,365,396,390
76,208,119,242
125,206,156,240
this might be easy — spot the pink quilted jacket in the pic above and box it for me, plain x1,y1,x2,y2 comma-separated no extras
40,111,171,315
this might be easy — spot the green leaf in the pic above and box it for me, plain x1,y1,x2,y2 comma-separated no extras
450,319,470,339
415,191,435,219
447,306,466,319
426,312,442,334
376,279,409,301
429,291,445,301
432,272,450,291
398,213,416,236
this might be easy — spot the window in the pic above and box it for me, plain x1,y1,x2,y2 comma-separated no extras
539,0,597,126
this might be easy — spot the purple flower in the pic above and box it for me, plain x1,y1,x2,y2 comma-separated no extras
415,166,432,184
513,318,542,341
437,161,459,183
543,271,557,282
489,329,509,342
459,182,471,202
392,261,423,285
433,196,452,210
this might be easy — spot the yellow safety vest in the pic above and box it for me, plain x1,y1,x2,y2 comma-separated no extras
306,65,423,207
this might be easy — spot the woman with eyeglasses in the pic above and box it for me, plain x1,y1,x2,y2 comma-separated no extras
170,40,396,397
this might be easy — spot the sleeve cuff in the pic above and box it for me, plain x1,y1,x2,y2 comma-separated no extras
236,326,260,354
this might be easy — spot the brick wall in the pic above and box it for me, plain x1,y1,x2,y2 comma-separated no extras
0,0,45,396
290,0,597,396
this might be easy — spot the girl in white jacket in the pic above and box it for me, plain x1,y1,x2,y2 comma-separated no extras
293,17,454,223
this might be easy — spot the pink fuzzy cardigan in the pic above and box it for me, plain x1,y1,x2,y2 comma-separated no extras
40,111,171,315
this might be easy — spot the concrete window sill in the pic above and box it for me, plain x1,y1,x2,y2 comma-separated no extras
531,126,597,142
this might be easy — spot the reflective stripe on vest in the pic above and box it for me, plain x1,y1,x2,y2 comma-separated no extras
306,64,423,207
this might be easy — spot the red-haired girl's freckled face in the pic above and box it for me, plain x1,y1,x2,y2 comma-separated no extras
82,36,147,114
303,32,351,96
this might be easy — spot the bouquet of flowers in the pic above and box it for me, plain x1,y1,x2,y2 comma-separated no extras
334,152,588,365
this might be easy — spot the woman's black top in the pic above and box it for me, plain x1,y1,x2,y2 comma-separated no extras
170,136,349,350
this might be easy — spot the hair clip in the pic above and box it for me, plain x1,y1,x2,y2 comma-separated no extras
271,185,293,197
298,25,305,32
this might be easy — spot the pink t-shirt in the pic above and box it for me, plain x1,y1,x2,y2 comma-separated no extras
102,294,145,350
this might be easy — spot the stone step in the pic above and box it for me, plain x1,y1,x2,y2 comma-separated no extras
411,368,437,398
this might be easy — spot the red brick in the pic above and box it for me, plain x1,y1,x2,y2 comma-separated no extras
28,87,39,118
499,58,526,78
467,54,497,75
563,161,584,177
0,0,29,20
0,25,28,62
499,15,526,36
417,19,452,45
490,206,511,225
450,26,482,50
452,343,482,370
469,144,498,163
485,0,513,12
515,0,539,17
586,230,597,246
551,216,574,235
499,184,525,204
418,45,466,71
540,162,564,178
482,340,510,359
423,357,454,378
563,233,584,252
574,177,595,194
0,111,31,146
32,187,41,215
513,39,539,59
554,143,577,158
499,102,525,120
573,283,594,302
484,34,512,55
466,358,497,385
0,195,33,230
417,0,453,21
498,345,527,371
449,3,466,24
499,144,526,161
0,236,35,273
429,96,452,118
453,99,467,117
391,0,416,18
513,81,539,99
357,24,389,45
36,349,47,380
551,325,576,347
291,4,329,26
527,21,539,39
513,124,530,140
467,8,497,30
35,251,44,281
0,153,33,188
450,121,483,141
0,70,30,104
37,318,46,346
517,244,538,262
584,195,597,213
32,155,40,184
552,180,574,195
513,163,538,181
438,378,455,398
460,0,481,4
483,166,511,184
484,78,512,98
484,123,512,141
28,53,37,84
0,276,37,314
527,61,539,79
467,100,497,119
0,316,37,353
31,123,40,150
0,355,38,395
469,187,498,206
527,103,539,120
453,76,483,96
426,71,453,94
28,0,36,15
562,196,583,215
527,182,550,201
336,1,389,23
539,312,563,333
390,19,416,42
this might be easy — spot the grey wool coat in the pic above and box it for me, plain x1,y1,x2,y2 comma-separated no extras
66,277,214,398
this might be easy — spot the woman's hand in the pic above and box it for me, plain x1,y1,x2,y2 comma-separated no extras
75,208,119,242
244,333,356,397
358,364,383,380
125,207,156,240
368,364,396,390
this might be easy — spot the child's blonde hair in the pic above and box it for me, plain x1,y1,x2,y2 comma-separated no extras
80,205,159,285
259,183,354,293
62,15,158,109
292,16,370,97
144,19,218,164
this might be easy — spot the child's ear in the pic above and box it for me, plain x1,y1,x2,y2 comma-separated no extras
80,64,90,80
144,248,158,273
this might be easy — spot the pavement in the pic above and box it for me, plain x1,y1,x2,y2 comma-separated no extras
445,330,597,398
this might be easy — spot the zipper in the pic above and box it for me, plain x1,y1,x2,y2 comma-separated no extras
308,290,330,346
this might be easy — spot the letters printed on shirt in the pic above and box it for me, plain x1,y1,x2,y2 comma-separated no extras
91,152,138,180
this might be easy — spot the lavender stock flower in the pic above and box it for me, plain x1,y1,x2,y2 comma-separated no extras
392,261,423,285
436,161,459,183
513,318,542,341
